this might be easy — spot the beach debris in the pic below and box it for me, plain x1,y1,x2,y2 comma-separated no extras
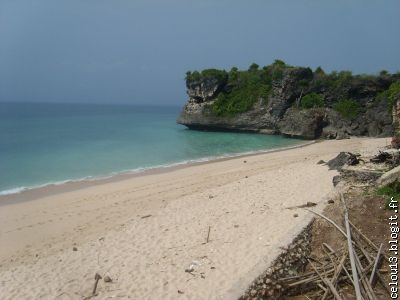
73,247,78,251
370,150,392,163
104,275,112,283
206,226,211,243
317,160,325,165
210,266,216,269
377,165,400,187
286,201,317,210
327,152,359,170
92,273,102,296
242,192,387,300
327,199,335,204
141,214,152,219
185,261,200,273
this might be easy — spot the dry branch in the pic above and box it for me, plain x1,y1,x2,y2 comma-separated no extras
340,193,362,300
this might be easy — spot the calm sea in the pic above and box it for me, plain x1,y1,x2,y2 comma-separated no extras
0,102,304,195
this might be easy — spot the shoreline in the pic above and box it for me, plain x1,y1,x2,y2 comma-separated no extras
0,137,390,299
0,139,315,205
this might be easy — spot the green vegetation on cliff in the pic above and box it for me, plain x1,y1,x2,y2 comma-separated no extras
333,99,361,119
212,66,272,116
185,69,228,83
388,81,400,109
212,60,291,116
300,93,324,109
185,60,399,117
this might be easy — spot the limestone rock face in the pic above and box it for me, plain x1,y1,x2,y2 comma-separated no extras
177,98,278,132
177,68,397,139
186,78,223,103
278,108,325,139
268,68,313,118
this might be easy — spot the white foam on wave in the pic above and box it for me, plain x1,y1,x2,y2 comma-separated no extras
0,140,313,196
0,187,28,196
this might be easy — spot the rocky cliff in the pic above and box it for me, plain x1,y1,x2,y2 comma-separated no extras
177,62,400,139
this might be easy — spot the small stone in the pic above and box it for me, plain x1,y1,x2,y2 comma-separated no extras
243,160,247,163
178,290,184,294
250,289,257,296
104,275,112,283
208,195,214,199
72,247,78,251
185,268,194,273
317,160,325,164
234,224,239,228
328,199,335,204
293,213,298,218
306,201,317,207
210,266,216,269
245,176,248,178
332,175,341,186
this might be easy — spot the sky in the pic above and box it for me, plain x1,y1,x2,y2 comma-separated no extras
0,0,399,106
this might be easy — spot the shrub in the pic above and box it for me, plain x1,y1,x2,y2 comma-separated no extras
333,99,360,119
228,67,239,83
212,71,270,117
273,59,286,67
248,63,259,72
300,93,324,109
387,81,400,109
379,70,389,76
185,69,228,83
377,181,400,210
185,71,201,81
315,66,325,76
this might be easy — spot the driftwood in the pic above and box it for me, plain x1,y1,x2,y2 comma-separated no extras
369,244,383,286
206,226,211,243
370,151,392,163
92,273,102,296
340,194,362,300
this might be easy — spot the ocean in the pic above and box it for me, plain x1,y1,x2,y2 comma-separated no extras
0,102,304,195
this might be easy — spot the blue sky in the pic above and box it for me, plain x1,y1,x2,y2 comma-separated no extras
1,0,399,105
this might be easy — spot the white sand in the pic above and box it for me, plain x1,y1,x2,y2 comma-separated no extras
0,137,390,299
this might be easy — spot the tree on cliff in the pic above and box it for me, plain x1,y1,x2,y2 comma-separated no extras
389,82,400,148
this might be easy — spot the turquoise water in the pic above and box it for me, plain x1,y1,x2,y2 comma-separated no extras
0,103,303,195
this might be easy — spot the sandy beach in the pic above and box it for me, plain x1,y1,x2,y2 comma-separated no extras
0,137,390,299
